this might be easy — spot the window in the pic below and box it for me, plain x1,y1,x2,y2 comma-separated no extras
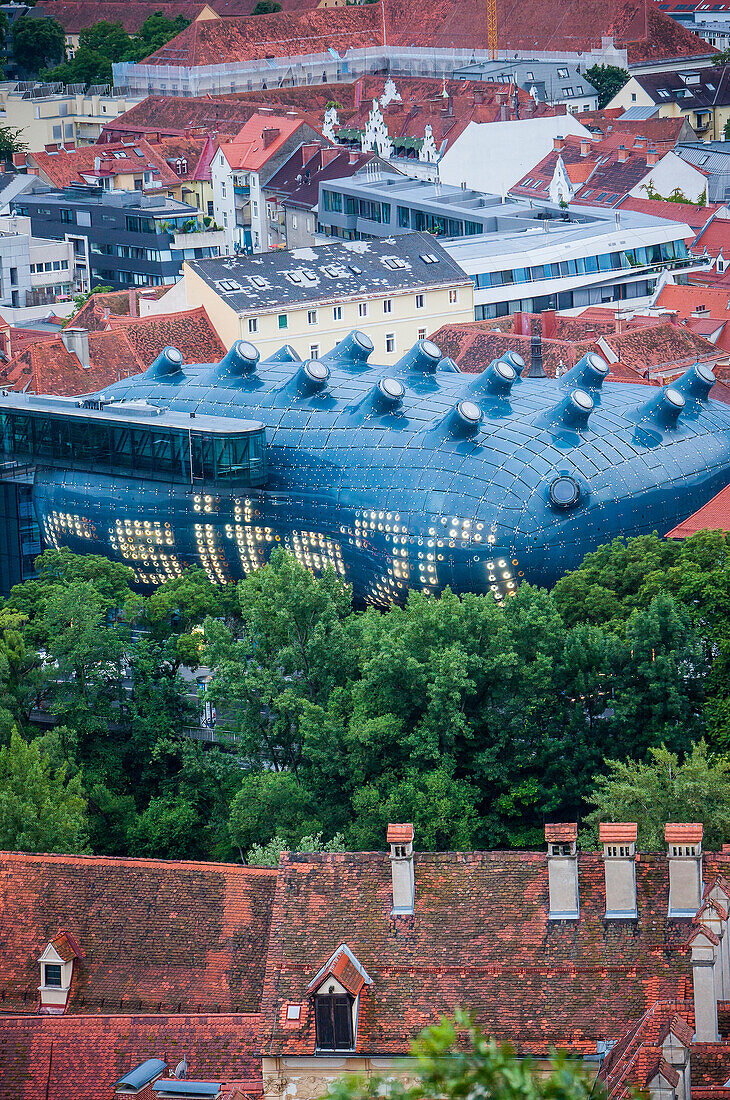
383,299,392,314
44,964,62,988
248,317,259,334
385,333,396,353
415,293,424,309
308,309,318,325
418,327,427,339
333,305,342,320
309,343,319,359
10,268,17,286
60,209,74,224
358,302,368,318
563,87,574,96
278,314,288,330
252,201,258,216
557,66,569,78
631,92,637,101
315,994,354,1051
449,289,459,304
52,125,62,140
292,214,298,229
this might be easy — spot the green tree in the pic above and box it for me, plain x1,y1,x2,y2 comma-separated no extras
584,63,630,108
327,1012,597,1100
123,12,191,63
229,770,323,858
12,16,65,74
0,126,27,158
42,51,114,88
64,285,114,320
246,831,345,867
79,20,131,59
146,566,237,669
584,740,730,850
0,729,89,853
251,1,282,11
130,794,202,859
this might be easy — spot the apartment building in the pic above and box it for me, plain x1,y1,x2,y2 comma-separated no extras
0,214,75,308
168,233,473,361
0,82,141,150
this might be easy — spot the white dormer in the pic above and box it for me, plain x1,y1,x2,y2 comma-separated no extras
38,932,83,1014
306,944,372,1052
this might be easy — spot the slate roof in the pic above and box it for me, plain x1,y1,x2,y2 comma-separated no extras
187,233,470,313
0,1012,264,1100
143,6,382,66
666,481,730,536
632,66,730,109
0,851,276,1015
27,140,180,190
259,849,696,1058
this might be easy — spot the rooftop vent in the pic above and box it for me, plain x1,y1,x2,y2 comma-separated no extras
599,823,637,919
388,823,414,916
145,345,184,381
559,352,609,392
394,339,441,374
546,823,579,920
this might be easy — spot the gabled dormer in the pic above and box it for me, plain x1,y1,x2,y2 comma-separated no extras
38,931,84,1014
306,944,372,1053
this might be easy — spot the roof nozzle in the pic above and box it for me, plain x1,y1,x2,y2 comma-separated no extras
467,358,518,398
323,329,375,367
673,362,716,402
433,399,483,438
553,388,594,429
298,359,330,391
146,345,184,380
376,376,406,407
217,340,260,377
395,339,442,374
266,344,302,363
638,385,685,427
437,356,461,373
559,352,609,391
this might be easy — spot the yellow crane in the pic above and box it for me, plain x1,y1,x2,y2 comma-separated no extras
487,0,498,60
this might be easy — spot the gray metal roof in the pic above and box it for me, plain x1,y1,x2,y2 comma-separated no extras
618,105,661,119
676,141,730,201
452,59,597,101
0,392,264,434
187,233,470,314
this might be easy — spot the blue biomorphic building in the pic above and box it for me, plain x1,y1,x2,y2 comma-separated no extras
1,332,729,605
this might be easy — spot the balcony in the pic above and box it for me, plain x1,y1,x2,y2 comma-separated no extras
170,227,226,251
234,183,250,196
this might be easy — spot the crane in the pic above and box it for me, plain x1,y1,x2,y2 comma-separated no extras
487,0,498,60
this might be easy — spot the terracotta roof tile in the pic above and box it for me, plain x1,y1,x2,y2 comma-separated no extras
28,140,180,190
618,195,724,230
0,851,276,1015
599,824,638,843
666,483,730,539
108,307,226,365
387,824,414,844
49,932,84,963
666,824,704,844
0,1012,263,1100
331,951,367,996
545,823,578,842
219,114,314,172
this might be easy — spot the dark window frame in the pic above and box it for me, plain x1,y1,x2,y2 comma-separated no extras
44,963,63,988
314,993,354,1051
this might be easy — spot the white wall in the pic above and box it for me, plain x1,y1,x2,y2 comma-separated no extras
630,151,709,204
438,114,592,195
211,150,237,254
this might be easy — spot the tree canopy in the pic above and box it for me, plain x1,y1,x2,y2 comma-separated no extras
12,17,65,75
2,531,729,860
584,63,630,108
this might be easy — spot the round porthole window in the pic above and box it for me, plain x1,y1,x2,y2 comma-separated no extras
303,359,330,383
378,377,405,402
457,400,482,425
549,475,581,508
495,361,516,382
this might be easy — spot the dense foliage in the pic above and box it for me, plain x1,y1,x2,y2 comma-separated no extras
327,1011,598,1100
2,531,729,860
12,17,65,75
584,63,630,108
39,14,191,86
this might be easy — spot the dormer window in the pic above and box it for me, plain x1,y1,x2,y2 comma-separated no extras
315,991,354,1050
43,964,63,988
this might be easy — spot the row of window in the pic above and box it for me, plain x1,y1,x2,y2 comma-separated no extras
29,260,69,273
473,277,654,319
246,291,459,335
320,192,486,237
473,241,688,289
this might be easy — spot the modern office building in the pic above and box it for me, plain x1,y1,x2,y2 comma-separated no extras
316,173,708,317
1,335,729,604
13,186,226,291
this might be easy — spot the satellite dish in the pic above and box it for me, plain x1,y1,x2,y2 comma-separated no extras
174,1058,188,1080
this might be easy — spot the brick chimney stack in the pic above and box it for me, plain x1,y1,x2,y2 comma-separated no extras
553,135,565,152
262,127,280,148
545,823,579,920
617,144,629,163
599,823,637,919
580,138,591,157
647,148,660,166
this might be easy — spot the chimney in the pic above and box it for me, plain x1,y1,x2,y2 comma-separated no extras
545,823,579,920
666,823,703,917
528,332,546,378
542,309,556,339
553,135,565,152
580,138,591,157
262,127,280,148
689,924,720,1041
388,823,414,916
599,823,637,919
695,898,729,1001
128,288,138,317
647,148,660,166
60,327,90,369
617,144,629,163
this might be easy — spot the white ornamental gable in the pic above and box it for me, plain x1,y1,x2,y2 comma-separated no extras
361,99,393,159
548,154,574,205
380,77,401,108
322,105,339,143
419,123,439,163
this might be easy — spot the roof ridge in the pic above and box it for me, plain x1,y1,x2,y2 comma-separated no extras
0,849,278,873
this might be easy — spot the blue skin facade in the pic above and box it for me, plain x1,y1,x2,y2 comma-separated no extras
3,331,730,605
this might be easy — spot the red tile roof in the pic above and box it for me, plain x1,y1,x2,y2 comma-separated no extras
544,822,578,842
101,97,263,142
259,849,699,1059
692,216,730,260
28,140,180,189
69,288,171,331
579,113,691,145
219,114,313,172
144,6,383,66
666,823,704,843
31,0,208,33
0,851,276,1014
666,483,730,538
618,194,724,231
599,823,638,843
0,308,224,396
0,1012,263,1100
387,823,414,844
331,951,368,996
153,134,219,182
49,931,84,963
